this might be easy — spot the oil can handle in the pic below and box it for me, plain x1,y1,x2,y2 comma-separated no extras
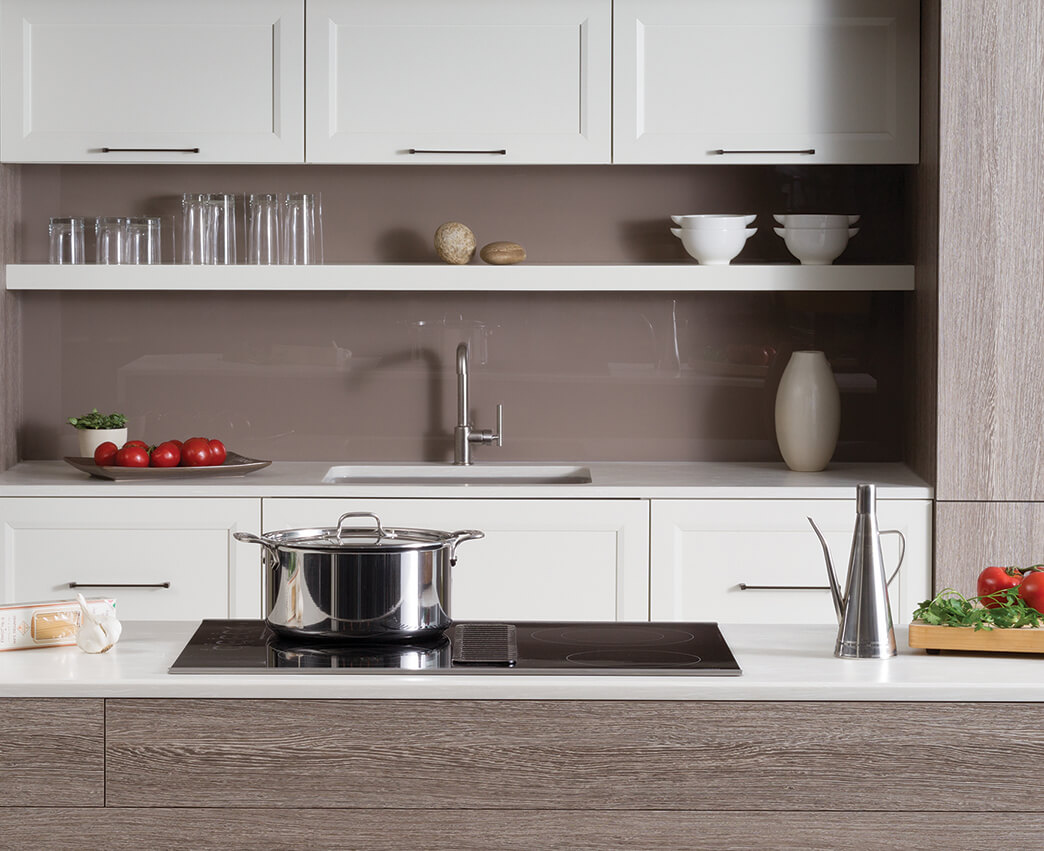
882,529,907,586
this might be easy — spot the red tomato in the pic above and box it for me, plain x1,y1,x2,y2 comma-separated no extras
180,437,213,467
208,438,227,465
976,565,1023,608
149,442,181,468
169,439,184,450
1019,571,1044,614
114,445,149,467
123,440,148,450
93,441,118,466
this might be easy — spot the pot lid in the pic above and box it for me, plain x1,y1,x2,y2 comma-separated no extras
260,512,480,553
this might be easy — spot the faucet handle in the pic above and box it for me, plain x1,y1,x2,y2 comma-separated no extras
494,403,503,447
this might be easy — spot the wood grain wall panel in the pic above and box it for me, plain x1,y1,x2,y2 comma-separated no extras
935,501,1044,591
7,808,1044,851
0,165,22,470
0,698,104,807
907,0,938,486
936,1,1044,500
106,699,1044,811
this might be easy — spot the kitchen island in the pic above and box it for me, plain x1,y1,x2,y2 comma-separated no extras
2,623,1041,850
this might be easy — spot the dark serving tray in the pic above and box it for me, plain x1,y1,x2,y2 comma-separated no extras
64,451,271,481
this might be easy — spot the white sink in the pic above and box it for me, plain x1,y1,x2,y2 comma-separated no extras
322,464,593,485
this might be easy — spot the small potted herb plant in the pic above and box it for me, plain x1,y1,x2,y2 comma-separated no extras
67,409,128,457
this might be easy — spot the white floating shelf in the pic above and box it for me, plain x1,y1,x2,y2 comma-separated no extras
4,263,915,292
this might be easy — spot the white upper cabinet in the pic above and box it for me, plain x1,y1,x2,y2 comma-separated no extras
613,0,920,164
306,0,612,164
0,0,305,163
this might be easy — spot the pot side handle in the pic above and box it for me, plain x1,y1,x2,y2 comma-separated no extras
449,529,484,565
233,530,282,562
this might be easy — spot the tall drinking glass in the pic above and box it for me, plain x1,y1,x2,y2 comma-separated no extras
282,193,323,265
204,193,237,265
246,194,281,265
49,217,85,264
181,193,207,264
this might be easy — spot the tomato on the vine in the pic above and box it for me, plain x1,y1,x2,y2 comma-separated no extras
180,437,213,467
114,445,149,467
208,438,227,465
149,441,181,468
1019,571,1044,614
93,441,118,466
976,565,1024,608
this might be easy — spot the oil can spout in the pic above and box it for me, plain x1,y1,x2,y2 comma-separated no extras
808,516,844,623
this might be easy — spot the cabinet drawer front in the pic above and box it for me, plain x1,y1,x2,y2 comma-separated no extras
263,498,649,621
0,699,104,807
0,0,304,163
614,0,919,164
0,498,262,620
307,0,611,163
650,499,930,624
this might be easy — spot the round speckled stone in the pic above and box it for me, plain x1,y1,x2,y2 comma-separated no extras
434,222,477,265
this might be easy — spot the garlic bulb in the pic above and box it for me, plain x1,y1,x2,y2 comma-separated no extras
75,593,122,653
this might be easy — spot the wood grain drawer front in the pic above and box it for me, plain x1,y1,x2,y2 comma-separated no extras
106,699,1032,811
0,699,104,807
6,809,1044,851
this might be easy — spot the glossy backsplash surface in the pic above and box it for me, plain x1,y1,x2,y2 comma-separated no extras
18,163,910,462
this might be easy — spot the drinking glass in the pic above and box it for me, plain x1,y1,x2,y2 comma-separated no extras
204,193,237,265
95,217,127,264
282,193,323,265
246,194,281,265
181,193,207,264
49,216,85,264
125,216,162,265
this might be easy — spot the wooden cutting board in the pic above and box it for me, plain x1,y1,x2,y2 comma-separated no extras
909,620,1044,654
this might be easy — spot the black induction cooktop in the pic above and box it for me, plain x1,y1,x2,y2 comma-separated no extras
169,620,742,676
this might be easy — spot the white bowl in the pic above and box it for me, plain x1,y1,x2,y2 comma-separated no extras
773,226,858,265
772,214,860,228
670,214,756,229
671,226,757,265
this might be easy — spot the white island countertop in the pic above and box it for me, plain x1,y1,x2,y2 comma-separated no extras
0,460,932,499
1,621,1038,701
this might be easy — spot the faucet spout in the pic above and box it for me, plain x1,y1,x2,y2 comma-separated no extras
453,341,503,465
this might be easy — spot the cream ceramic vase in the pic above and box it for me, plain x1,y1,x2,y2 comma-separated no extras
77,427,127,458
774,351,840,472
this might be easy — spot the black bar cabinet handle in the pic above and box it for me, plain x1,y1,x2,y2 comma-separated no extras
711,148,816,155
407,148,507,155
738,583,829,591
99,147,200,154
68,581,171,589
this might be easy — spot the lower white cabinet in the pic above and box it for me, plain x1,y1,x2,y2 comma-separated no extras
0,498,262,620
262,498,650,621
650,499,932,625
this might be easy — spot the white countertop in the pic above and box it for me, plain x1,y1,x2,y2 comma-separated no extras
0,460,932,499
1,621,1037,701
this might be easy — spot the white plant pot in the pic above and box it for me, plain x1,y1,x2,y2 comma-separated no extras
77,428,128,458
774,351,840,472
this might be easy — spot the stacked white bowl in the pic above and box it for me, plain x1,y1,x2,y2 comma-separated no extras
772,214,860,265
669,214,757,265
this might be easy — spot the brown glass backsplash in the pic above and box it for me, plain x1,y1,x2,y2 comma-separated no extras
18,164,910,462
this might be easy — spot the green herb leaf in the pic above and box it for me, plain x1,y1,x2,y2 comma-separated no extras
912,586,1044,630
67,409,127,430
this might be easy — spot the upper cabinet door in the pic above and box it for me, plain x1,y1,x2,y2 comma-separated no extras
0,0,305,163
613,0,920,165
306,0,612,164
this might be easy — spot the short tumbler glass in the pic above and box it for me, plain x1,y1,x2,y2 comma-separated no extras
282,193,323,265
95,217,128,264
49,216,85,265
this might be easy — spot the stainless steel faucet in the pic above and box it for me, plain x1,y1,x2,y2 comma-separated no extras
454,342,502,465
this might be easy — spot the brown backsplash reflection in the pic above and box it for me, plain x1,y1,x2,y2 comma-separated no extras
22,290,904,462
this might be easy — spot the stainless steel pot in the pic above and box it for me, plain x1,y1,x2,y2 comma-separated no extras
233,512,483,641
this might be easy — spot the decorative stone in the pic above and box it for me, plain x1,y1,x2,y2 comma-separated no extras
434,222,477,265
480,241,526,265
